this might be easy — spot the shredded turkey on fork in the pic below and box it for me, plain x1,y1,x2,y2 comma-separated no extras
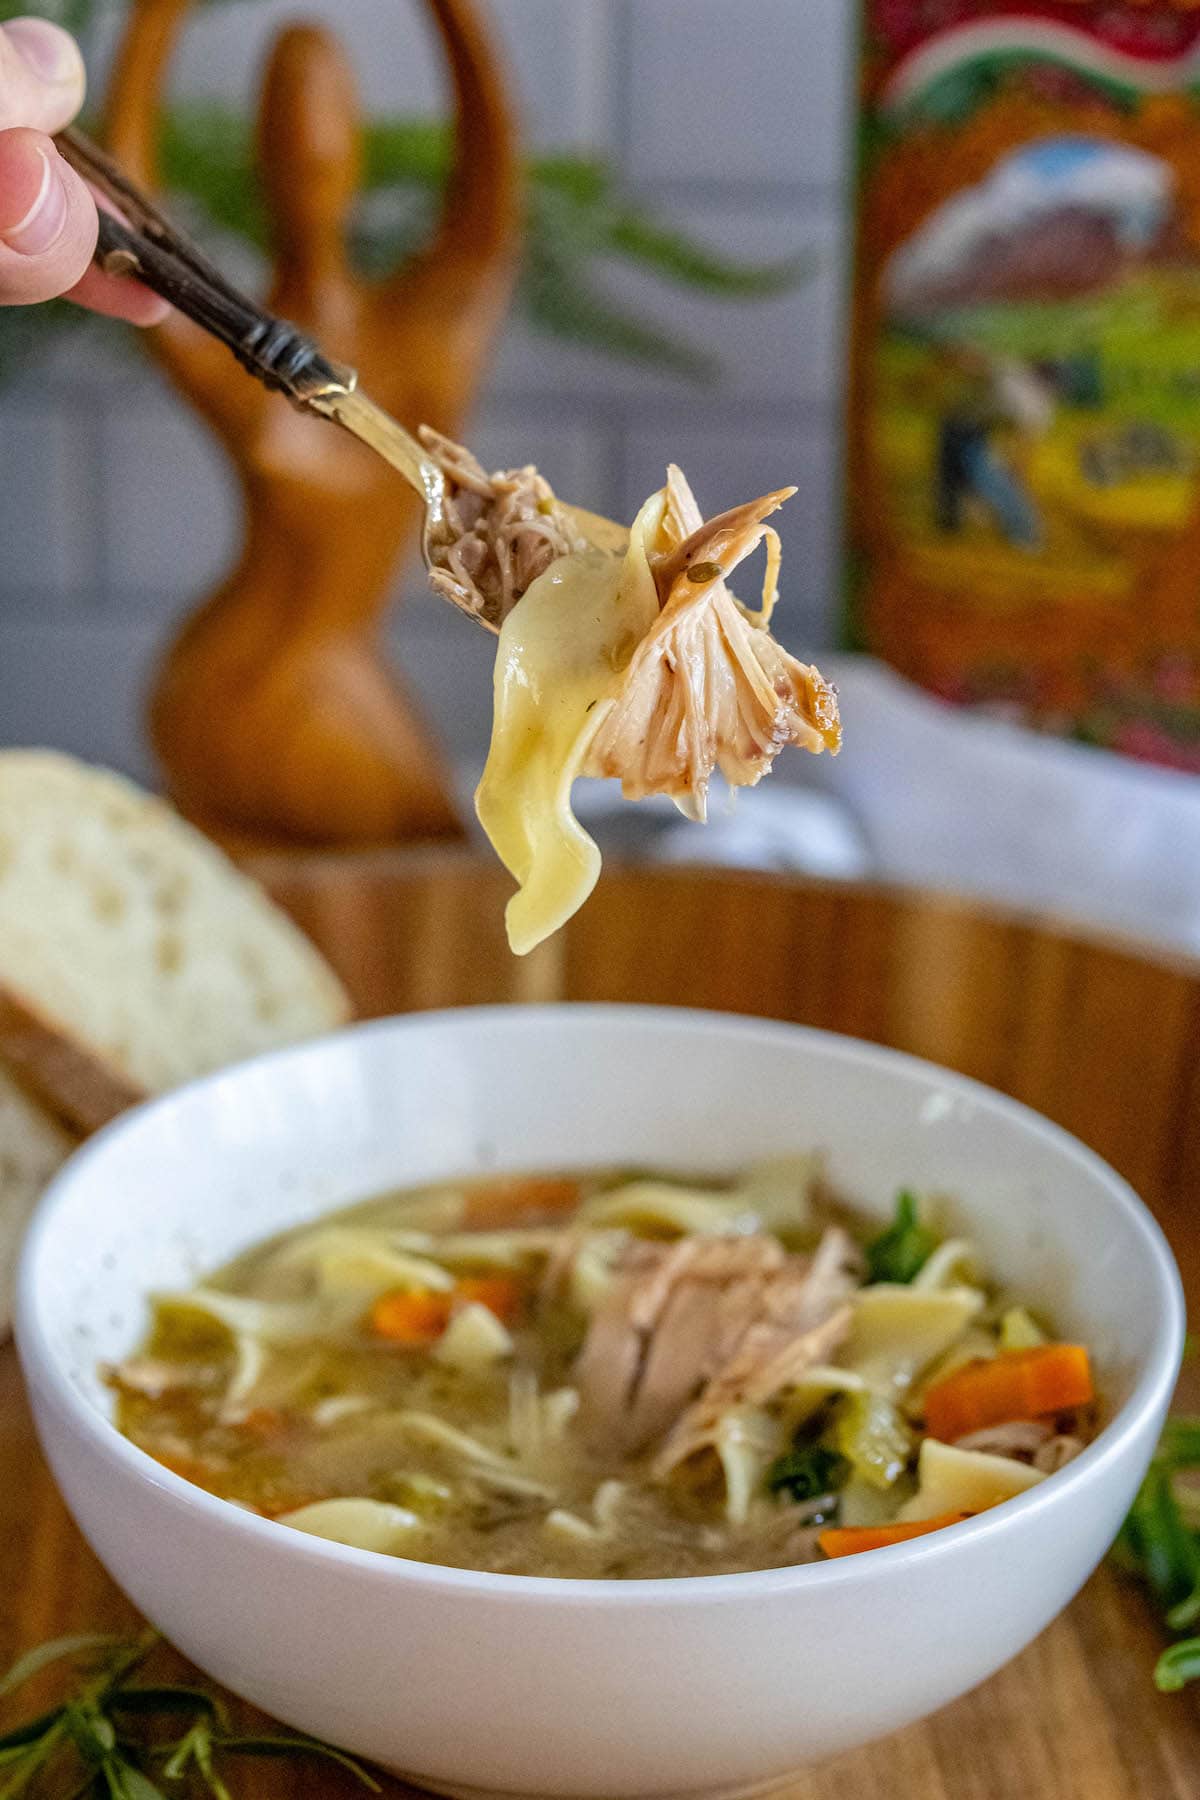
418,426,589,627
419,430,840,817
583,464,840,819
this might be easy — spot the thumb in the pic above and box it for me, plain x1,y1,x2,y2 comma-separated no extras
0,18,87,132
0,126,97,304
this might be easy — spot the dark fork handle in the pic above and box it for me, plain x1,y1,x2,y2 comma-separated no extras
55,126,357,406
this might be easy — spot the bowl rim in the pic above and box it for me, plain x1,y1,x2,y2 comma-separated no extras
16,1002,1186,1608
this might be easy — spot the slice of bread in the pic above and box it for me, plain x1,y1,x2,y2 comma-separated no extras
0,751,351,1133
0,1061,77,1336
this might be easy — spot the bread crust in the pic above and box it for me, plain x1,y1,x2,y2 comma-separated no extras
0,986,147,1134
0,752,351,1124
0,1055,79,1340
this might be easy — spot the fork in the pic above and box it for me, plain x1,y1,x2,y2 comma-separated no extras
54,125,628,613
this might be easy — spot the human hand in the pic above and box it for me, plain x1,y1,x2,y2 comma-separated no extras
0,14,166,321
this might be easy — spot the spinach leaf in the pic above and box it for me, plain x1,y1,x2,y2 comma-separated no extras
865,1191,938,1285
767,1446,848,1505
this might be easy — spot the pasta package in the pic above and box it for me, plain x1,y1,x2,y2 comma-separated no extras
848,0,1200,771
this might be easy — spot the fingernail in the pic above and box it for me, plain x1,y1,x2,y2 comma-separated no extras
3,17,81,83
1,148,68,256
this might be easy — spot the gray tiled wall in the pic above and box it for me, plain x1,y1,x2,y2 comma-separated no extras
0,0,856,781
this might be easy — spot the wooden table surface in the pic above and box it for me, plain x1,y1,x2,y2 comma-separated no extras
5,858,1200,1799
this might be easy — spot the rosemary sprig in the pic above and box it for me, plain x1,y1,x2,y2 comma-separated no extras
0,1633,379,1798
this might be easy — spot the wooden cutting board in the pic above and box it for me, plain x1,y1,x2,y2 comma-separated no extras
5,860,1199,1799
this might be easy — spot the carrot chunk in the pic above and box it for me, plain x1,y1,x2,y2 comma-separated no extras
369,1289,454,1344
236,1405,288,1440
456,1275,524,1325
369,1276,525,1343
152,1451,227,1492
818,1511,973,1558
463,1176,580,1228
923,1344,1094,1443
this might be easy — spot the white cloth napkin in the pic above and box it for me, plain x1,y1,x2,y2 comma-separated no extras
646,786,872,880
802,656,1200,958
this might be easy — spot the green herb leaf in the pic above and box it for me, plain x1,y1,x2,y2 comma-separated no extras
531,156,609,208
101,1758,167,1800
0,1748,43,1770
0,1762,40,1797
0,1637,127,1701
111,1686,226,1725
1128,1465,1200,1614
60,1772,103,1800
160,1719,235,1800
159,106,266,250
1167,1587,1200,1632
0,1621,387,1795
865,1191,938,1285
364,119,451,187
0,0,90,24
189,1727,233,1800
767,1445,849,1504
160,1722,206,1780
520,245,713,380
1158,1417,1200,1468
0,1633,160,1800
1155,1636,1200,1692
605,210,812,298
0,1734,64,1800
218,1735,381,1790
0,1707,65,1753
65,1699,117,1764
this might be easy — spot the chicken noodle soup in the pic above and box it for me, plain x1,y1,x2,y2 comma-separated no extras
111,1166,1096,1579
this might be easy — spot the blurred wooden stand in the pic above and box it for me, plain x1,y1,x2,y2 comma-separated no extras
105,0,521,851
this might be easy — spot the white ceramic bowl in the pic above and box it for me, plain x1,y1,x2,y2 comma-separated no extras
16,1007,1184,1800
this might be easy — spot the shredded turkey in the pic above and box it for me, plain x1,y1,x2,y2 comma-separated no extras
574,1234,788,1456
952,1420,1085,1474
952,1420,1053,1462
419,426,588,628
420,431,840,816
582,465,841,820
1033,1434,1085,1474
573,1226,863,1467
653,1226,863,1478
106,1355,217,1399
